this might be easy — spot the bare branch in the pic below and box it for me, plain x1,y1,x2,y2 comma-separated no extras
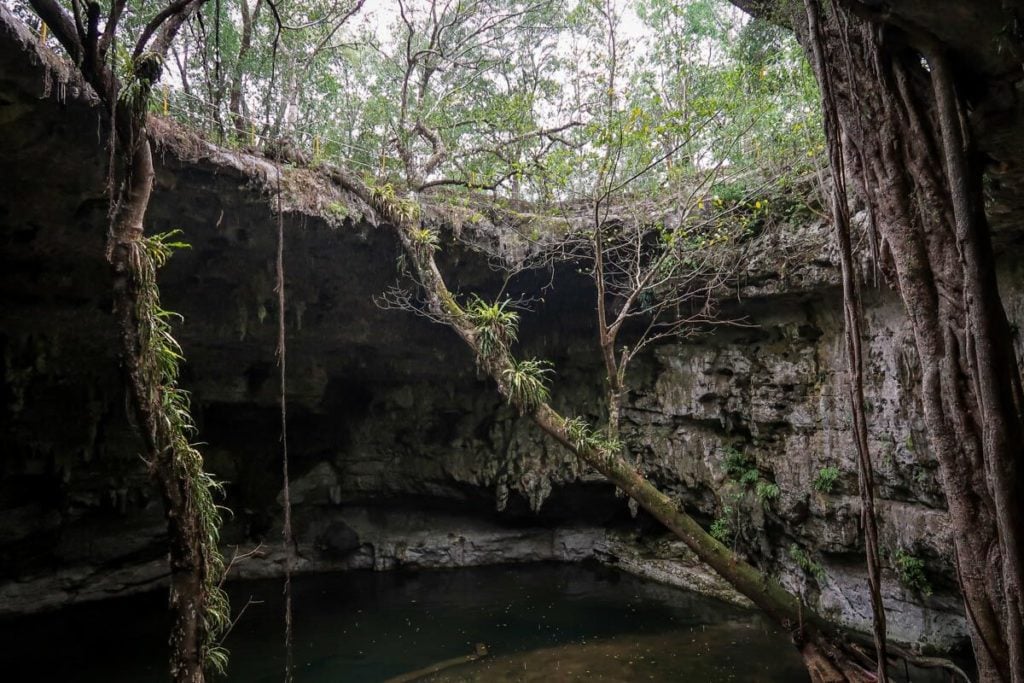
28,0,82,62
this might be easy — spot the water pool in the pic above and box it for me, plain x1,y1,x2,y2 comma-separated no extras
0,562,809,682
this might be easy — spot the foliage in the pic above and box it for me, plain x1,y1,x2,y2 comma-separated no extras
755,481,781,503
371,183,421,224
814,466,841,494
591,433,623,456
54,0,821,203
723,446,779,507
118,52,165,124
466,296,519,357
712,446,781,551
893,550,933,596
562,416,623,456
710,510,733,543
326,201,351,221
724,446,759,484
139,232,229,673
409,227,439,253
564,416,594,452
501,358,553,412
789,543,826,582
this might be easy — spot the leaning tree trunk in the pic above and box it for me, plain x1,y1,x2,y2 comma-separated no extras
329,170,881,682
789,2,1024,680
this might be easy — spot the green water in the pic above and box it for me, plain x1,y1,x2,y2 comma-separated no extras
0,562,809,682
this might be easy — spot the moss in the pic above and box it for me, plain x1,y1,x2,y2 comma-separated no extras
326,200,351,221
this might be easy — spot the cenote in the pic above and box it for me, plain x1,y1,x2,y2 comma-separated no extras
0,563,808,682
6,0,1019,678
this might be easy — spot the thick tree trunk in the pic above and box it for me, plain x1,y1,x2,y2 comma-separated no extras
26,2,219,679
788,3,1024,679
109,127,208,683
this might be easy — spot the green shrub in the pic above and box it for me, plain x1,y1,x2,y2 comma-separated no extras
789,543,826,582
894,550,932,596
814,466,841,494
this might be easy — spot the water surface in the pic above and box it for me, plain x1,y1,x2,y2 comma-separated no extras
0,562,809,682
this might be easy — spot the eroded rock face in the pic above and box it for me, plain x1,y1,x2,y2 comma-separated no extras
2,6,1023,654
622,292,967,648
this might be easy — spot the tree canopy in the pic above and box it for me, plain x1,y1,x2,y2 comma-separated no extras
18,0,821,204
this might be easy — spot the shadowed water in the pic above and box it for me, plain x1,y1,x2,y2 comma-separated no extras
0,562,809,682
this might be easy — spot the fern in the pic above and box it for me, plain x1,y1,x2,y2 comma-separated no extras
756,481,780,504
814,466,841,494
789,543,826,582
723,446,755,481
710,511,733,542
893,550,933,596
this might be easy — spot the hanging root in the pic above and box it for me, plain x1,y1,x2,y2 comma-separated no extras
273,154,295,683
801,1,889,679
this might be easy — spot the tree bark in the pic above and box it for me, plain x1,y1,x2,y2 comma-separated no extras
786,2,1024,679
109,121,209,683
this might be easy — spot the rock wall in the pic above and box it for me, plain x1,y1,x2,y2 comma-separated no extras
4,6,1024,655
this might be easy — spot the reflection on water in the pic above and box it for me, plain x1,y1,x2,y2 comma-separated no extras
0,561,809,682
422,628,805,682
